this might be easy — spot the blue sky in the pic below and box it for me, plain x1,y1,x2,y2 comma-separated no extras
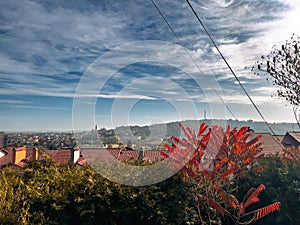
1,0,300,132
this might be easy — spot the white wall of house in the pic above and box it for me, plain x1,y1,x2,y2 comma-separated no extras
0,150,6,158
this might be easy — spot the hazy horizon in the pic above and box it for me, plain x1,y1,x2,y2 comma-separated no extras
2,118,300,133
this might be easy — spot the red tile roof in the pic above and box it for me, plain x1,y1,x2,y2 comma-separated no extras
144,150,164,162
0,151,12,166
254,133,284,154
289,131,300,138
81,148,165,163
44,149,72,165
281,132,300,148
108,149,139,161
287,132,300,143
81,148,117,162
77,156,87,166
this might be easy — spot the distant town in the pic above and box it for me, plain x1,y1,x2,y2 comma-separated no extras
0,128,164,150
1,118,300,171
1,119,300,150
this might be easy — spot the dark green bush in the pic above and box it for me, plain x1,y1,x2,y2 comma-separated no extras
235,156,300,225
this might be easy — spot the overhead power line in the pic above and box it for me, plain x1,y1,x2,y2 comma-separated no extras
150,0,240,121
185,0,278,137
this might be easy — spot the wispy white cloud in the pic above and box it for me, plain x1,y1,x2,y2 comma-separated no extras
0,99,31,104
78,94,157,100
252,86,278,95
6,105,69,110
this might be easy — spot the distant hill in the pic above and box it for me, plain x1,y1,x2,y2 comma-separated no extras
116,119,300,136
176,119,300,135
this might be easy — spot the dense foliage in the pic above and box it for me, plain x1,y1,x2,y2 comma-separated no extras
0,156,193,225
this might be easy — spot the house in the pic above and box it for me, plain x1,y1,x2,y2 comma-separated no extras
0,147,27,168
281,132,300,149
0,146,85,169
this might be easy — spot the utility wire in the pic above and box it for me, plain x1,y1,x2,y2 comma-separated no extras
185,0,279,137
150,0,240,122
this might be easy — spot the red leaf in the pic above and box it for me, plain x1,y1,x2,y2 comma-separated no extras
164,144,174,153
246,135,262,148
171,136,180,143
201,132,210,142
236,126,248,139
219,166,241,179
244,184,265,209
179,124,194,143
214,158,229,171
243,197,260,211
226,125,231,134
202,169,212,181
213,185,239,209
186,126,195,137
243,157,252,165
197,123,208,139
253,202,280,221
161,152,169,159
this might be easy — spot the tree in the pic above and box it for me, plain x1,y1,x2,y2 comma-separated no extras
252,34,300,126
163,123,280,225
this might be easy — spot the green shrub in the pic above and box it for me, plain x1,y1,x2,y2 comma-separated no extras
0,158,194,225
236,156,300,225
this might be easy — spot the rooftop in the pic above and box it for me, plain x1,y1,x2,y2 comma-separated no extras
253,133,285,154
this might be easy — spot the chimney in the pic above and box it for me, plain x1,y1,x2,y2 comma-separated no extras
70,147,80,163
12,147,26,164
32,147,39,161
0,132,4,148
138,148,144,161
